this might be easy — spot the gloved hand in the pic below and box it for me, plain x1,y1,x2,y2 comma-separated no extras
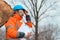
17,32,31,38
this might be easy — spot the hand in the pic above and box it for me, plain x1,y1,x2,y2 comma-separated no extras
24,32,31,38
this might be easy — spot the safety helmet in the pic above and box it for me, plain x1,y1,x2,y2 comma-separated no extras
13,5,25,11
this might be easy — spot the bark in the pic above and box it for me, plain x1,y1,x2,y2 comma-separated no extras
35,15,38,40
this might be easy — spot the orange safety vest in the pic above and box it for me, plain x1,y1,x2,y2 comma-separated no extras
5,13,32,40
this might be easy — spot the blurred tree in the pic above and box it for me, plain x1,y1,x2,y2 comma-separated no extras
8,0,58,40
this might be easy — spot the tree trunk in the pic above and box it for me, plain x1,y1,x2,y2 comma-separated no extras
35,16,38,40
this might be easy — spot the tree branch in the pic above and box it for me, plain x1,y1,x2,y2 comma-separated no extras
38,15,49,22
12,0,15,6
38,0,47,14
22,0,34,18
38,14,58,22
30,0,34,6
30,0,37,18
32,22,35,27
28,0,33,7
38,0,44,13
28,0,36,18
38,1,57,18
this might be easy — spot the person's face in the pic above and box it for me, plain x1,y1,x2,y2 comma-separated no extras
17,10,24,17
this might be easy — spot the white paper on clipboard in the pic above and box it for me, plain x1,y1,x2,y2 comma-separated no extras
18,23,32,40
18,22,32,34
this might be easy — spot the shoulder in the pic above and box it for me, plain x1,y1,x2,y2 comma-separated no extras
5,17,16,27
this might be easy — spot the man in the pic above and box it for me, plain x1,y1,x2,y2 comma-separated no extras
5,5,32,40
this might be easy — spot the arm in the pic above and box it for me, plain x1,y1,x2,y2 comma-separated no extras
25,15,32,28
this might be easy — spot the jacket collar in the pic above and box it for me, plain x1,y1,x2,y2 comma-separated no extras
13,13,22,21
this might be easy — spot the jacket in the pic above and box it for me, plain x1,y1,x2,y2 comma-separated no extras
5,13,32,40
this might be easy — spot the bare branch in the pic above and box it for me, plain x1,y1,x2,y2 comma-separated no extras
38,14,58,22
32,22,35,27
12,0,15,6
22,0,34,18
30,0,34,6
35,0,38,14
38,0,44,13
28,0,36,18
38,15,49,21
28,0,34,10
32,29,35,33
9,0,15,6
28,0,33,7
38,0,48,13
38,1,57,18
29,0,36,17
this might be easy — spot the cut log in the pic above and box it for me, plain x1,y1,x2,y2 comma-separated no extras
0,0,14,27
